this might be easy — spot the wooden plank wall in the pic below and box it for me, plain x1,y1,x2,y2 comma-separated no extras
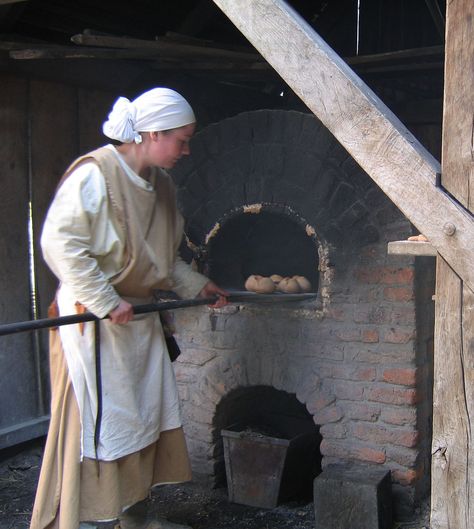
0,75,39,447
431,1,474,527
30,80,78,321
0,72,114,448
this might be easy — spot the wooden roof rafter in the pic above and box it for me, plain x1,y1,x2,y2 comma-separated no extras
5,34,446,83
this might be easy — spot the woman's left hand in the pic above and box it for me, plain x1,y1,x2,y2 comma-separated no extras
198,281,229,308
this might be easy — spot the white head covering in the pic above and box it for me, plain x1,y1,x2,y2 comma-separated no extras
102,87,196,144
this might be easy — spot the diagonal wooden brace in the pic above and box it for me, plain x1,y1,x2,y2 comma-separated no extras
213,0,474,291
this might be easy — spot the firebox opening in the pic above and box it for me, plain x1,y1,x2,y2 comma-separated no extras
213,386,322,504
205,208,319,292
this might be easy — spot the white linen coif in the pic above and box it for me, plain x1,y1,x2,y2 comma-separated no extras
102,88,196,144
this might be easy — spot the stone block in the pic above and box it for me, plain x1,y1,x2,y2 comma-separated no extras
313,463,392,529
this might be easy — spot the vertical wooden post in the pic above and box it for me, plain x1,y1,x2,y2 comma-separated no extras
431,259,473,528
431,1,474,527
441,0,474,209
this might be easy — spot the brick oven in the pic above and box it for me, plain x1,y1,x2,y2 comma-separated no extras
170,110,435,519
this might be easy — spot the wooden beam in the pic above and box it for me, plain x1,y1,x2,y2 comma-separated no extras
441,1,474,209
212,0,474,294
345,44,444,67
424,0,446,39
431,259,474,529
8,46,269,76
9,47,162,60
71,33,260,62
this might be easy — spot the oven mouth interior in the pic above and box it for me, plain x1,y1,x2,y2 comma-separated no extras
205,208,320,292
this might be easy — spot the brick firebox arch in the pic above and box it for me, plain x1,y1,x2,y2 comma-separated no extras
174,345,339,483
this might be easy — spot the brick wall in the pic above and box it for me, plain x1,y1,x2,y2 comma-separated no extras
171,109,435,519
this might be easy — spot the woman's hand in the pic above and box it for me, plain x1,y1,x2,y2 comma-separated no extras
198,281,229,308
108,299,134,324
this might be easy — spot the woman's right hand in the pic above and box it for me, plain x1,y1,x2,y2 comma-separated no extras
108,299,134,324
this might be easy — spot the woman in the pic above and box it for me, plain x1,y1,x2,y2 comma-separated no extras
30,88,227,529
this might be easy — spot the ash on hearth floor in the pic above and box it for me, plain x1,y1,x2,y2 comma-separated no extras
0,439,430,529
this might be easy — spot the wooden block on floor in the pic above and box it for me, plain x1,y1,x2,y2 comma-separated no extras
313,463,392,529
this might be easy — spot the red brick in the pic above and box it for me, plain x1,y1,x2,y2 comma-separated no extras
354,446,386,464
383,287,414,302
353,424,419,448
354,307,389,324
363,288,380,303
360,246,378,259
354,268,382,284
320,422,347,439
390,308,416,325
314,404,343,424
306,393,336,414
350,348,414,364
383,329,415,344
380,267,415,285
385,446,419,467
355,367,377,381
327,307,345,321
320,439,386,464
332,380,364,401
322,365,376,382
335,328,361,342
392,468,422,486
382,367,417,386
395,430,419,448
362,329,379,343
296,375,322,403
367,386,418,405
320,439,339,458
381,407,417,426
345,402,380,422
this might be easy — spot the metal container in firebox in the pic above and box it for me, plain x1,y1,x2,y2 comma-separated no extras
221,423,318,509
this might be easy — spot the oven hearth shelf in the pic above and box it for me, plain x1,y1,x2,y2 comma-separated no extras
226,291,317,304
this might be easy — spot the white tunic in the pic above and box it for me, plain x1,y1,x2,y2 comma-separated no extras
41,145,208,461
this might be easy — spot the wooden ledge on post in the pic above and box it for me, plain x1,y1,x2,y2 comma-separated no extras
387,240,437,257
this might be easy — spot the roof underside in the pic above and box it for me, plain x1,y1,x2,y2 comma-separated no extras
0,0,446,99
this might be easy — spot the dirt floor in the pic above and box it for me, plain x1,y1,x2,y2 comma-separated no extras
0,438,430,529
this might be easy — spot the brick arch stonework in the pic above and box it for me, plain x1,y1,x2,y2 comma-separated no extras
171,109,394,250
173,341,338,476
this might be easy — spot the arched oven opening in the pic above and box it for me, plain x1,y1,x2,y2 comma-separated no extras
212,386,322,506
203,204,320,294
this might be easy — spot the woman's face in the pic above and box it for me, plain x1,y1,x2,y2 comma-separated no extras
150,123,195,169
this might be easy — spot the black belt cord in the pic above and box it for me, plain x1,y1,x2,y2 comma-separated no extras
93,319,102,475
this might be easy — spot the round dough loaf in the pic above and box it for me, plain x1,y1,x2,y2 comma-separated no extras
254,276,276,293
293,275,312,293
277,277,301,293
270,274,283,284
245,274,261,292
